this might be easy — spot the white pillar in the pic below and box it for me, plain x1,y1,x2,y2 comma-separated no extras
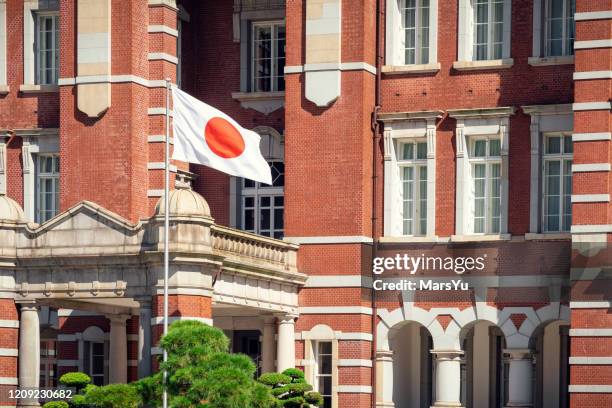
261,316,276,373
276,314,296,372
138,303,152,379
375,350,395,408
432,350,464,408
18,304,40,407
108,314,129,384
504,349,533,407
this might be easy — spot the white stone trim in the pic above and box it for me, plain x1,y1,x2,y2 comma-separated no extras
574,39,612,49
575,11,612,21
453,59,514,71
381,63,441,74
283,236,373,244
148,189,164,197
571,267,605,281
572,163,611,172
148,107,173,116
338,359,372,367
57,309,101,317
569,357,612,365
337,332,373,341
568,385,612,393
570,301,612,309
147,162,177,172
148,0,177,10
298,307,372,315
305,275,367,288
527,56,574,66
151,346,163,355
573,132,612,142
0,377,18,385
571,194,610,203
569,329,612,337
337,385,372,394
23,0,38,86
148,25,178,37
0,320,18,328
151,316,213,326
58,75,173,88
284,62,377,75
128,359,138,367
19,84,59,93
148,52,178,64
57,334,77,342
154,287,213,297
148,135,174,144
571,224,612,233
57,359,79,367
573,102,611,111
0,348,17,357
574,71,612,80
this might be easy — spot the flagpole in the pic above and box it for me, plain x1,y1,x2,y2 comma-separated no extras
162,77,171,408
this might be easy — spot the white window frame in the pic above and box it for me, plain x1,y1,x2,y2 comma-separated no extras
398,140,428,236
468,136,502,234
40,338,57,388
543,0,575,57
457,0,511,62
382,114,438,239
35,11,59,85
241,167,284,239
314,341,333,408
541,133,572,233
385,0,438,67
250,20,285,93
302,325,338,408
451,109,512,238
35,153,60,223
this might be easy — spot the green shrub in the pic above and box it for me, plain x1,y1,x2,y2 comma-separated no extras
42,402,69,408
58,372,91,391
83,383,141,408
257,368,322,408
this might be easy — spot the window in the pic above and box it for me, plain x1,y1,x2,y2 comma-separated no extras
35,13,59,85
470,137,501,234
315,342,333,408
542,134,572,232
398,140,428,235
401,0,430,64
251,21,285,92
242,161,284,238
40,339,57,387
474,0,504,60
84,341,105,386
544,0,575,57
36,154,59,223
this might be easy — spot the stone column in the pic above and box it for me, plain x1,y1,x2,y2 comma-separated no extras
108,314,130,384
504,349,533,407
431,350,464,408
276,314,296,372
18,304,40,407
138,302,152,379
375,350,395,408
261,316,276,373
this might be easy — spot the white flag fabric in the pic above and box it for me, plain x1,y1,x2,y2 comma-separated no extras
171,86,272,185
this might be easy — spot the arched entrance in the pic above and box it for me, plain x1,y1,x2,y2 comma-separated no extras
532,320,570,408
388,322,434,408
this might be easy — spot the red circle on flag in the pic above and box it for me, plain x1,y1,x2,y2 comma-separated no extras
204,117,246,159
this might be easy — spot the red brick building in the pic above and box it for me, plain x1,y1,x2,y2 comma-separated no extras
0,0,610,407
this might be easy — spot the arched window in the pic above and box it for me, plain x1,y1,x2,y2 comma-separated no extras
239,126,284,239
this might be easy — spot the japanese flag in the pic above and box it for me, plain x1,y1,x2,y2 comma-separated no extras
171,85,272,185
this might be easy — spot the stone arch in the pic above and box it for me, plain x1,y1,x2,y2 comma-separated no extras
252,126,284,161
82,325,105,342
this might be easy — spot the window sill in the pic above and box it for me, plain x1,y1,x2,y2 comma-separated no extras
450,234,511,242
19,84,59,93
0,85,8,95
528,56,574,66
453,59,514,71
381,63,441,75
524,232,571,241
379,235,439,243
231,91,285,115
